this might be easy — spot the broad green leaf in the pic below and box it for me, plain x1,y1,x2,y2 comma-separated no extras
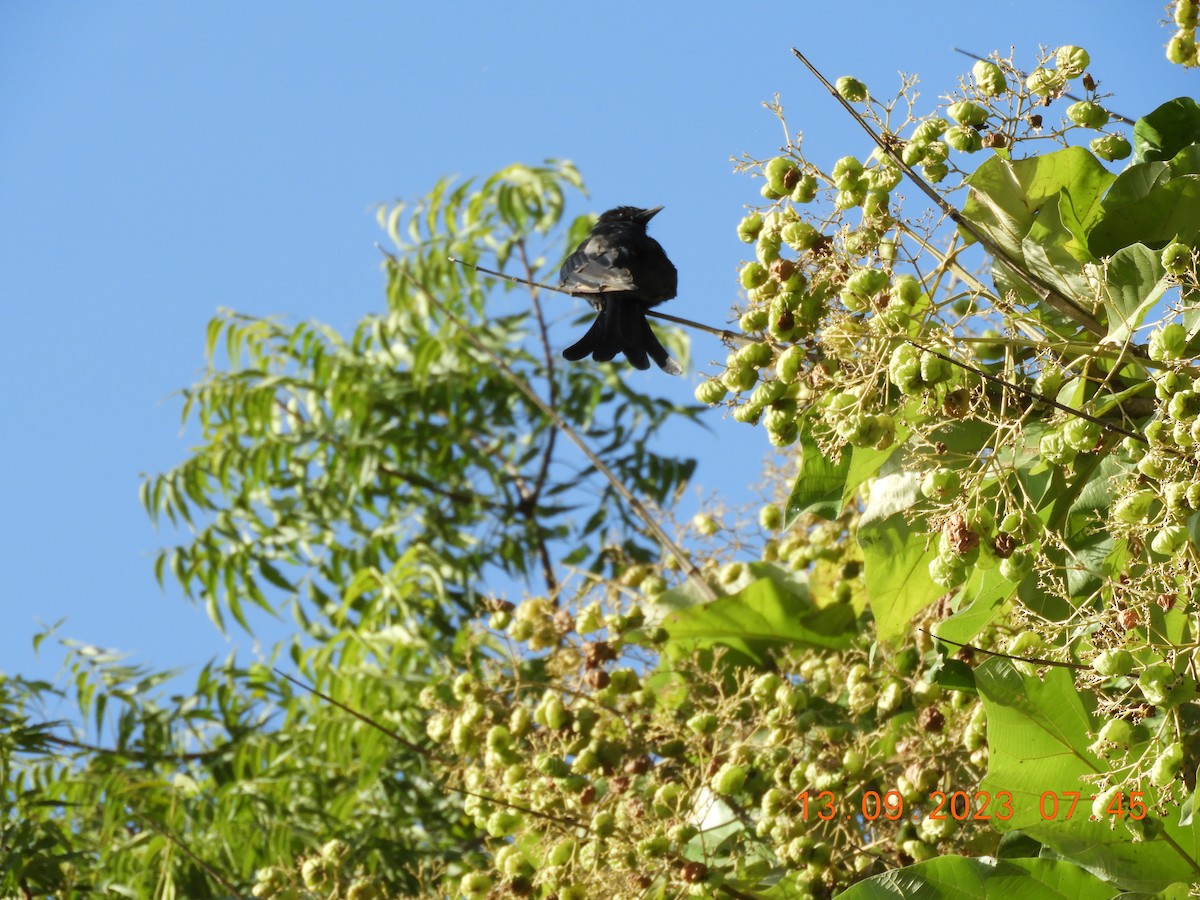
963,147,1115,260
858,472,941,642
1101,243,1171,344
1103,161,1171,207
1133,97,1200,164
1088,176,1200,258
1023,193,1093,301
935,566,1014,647
978,659,1200,892
659,575,855,667
836,855,1121,899
785,427,850,525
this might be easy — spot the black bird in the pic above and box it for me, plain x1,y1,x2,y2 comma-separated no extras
560,205,682,375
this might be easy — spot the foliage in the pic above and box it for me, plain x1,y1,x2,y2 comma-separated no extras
4,10,1200,900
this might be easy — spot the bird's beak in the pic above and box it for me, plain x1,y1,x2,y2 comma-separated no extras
641,205,664,221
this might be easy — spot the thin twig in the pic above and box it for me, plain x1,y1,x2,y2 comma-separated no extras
791,48,1109,341
923,629,1086,670
130,811,250,900
905,338,1148,444
397,260,718,601
450,257,751,345
275,668,437,761
516,239,562,595
275,668,585,827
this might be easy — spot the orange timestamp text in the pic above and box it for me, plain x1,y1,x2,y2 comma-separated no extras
796,789,1149,822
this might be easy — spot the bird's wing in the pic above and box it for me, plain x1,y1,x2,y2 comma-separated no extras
560,238,638,294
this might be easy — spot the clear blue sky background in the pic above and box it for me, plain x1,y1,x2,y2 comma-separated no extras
2,4,1193,701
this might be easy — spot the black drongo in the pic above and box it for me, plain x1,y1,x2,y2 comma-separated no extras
560,206,682,375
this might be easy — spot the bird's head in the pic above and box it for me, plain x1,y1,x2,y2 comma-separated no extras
596,205,663,226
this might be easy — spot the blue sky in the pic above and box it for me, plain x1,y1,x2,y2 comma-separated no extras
1,3,1193,700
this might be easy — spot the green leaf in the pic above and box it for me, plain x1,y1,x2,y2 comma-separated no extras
1088,176,1200,258
658,575,855,667
1133,97,1200,164
784,427,851,525
978,659,1200,892
857,472,942,642
1100,243,1171,344
835,856,1122,899
935,566,1014,647
963,147,1115,260
1022,192,1093,301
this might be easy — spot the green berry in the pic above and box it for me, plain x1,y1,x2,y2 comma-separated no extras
921,467,960,501
750,378,787,407
1161,242,1192,276
1026,67,1065,96
1067,100,1109,129
902,140,930,167
928,553,967,589
1151,524,1189,556
696,378,729,405
1055,45,1090,79
722,365,758,393
711,762,748,796
486,809,524,836
740,261,770,290
459,873,494,899
740,305,770,332
738,340,774,368
868,162,902,191
912,118,950,144
944,124,983,153
765,157,799,196
1169,389,1200,421
1150,322,1188,360
1096,718,1134,746
999,548,1034,582
1039,430,1077,466
1152,742,1185,786
922,161,950,184
777,345,804,382
1091,134,1132,161
1137,663,1176,705
837,76,868,102
947,100,988,126
751,673,783,705
919,351,952,384
1167,31,1196,65
1091,648,1135,676
1113,490,1158,524
737,212,764,243
791,174,818,203
591,810,616,837
1063,417,1101,451
972,60,1007,97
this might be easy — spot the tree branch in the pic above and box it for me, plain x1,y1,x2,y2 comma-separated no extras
792,48,1110,341
395,260,718,602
